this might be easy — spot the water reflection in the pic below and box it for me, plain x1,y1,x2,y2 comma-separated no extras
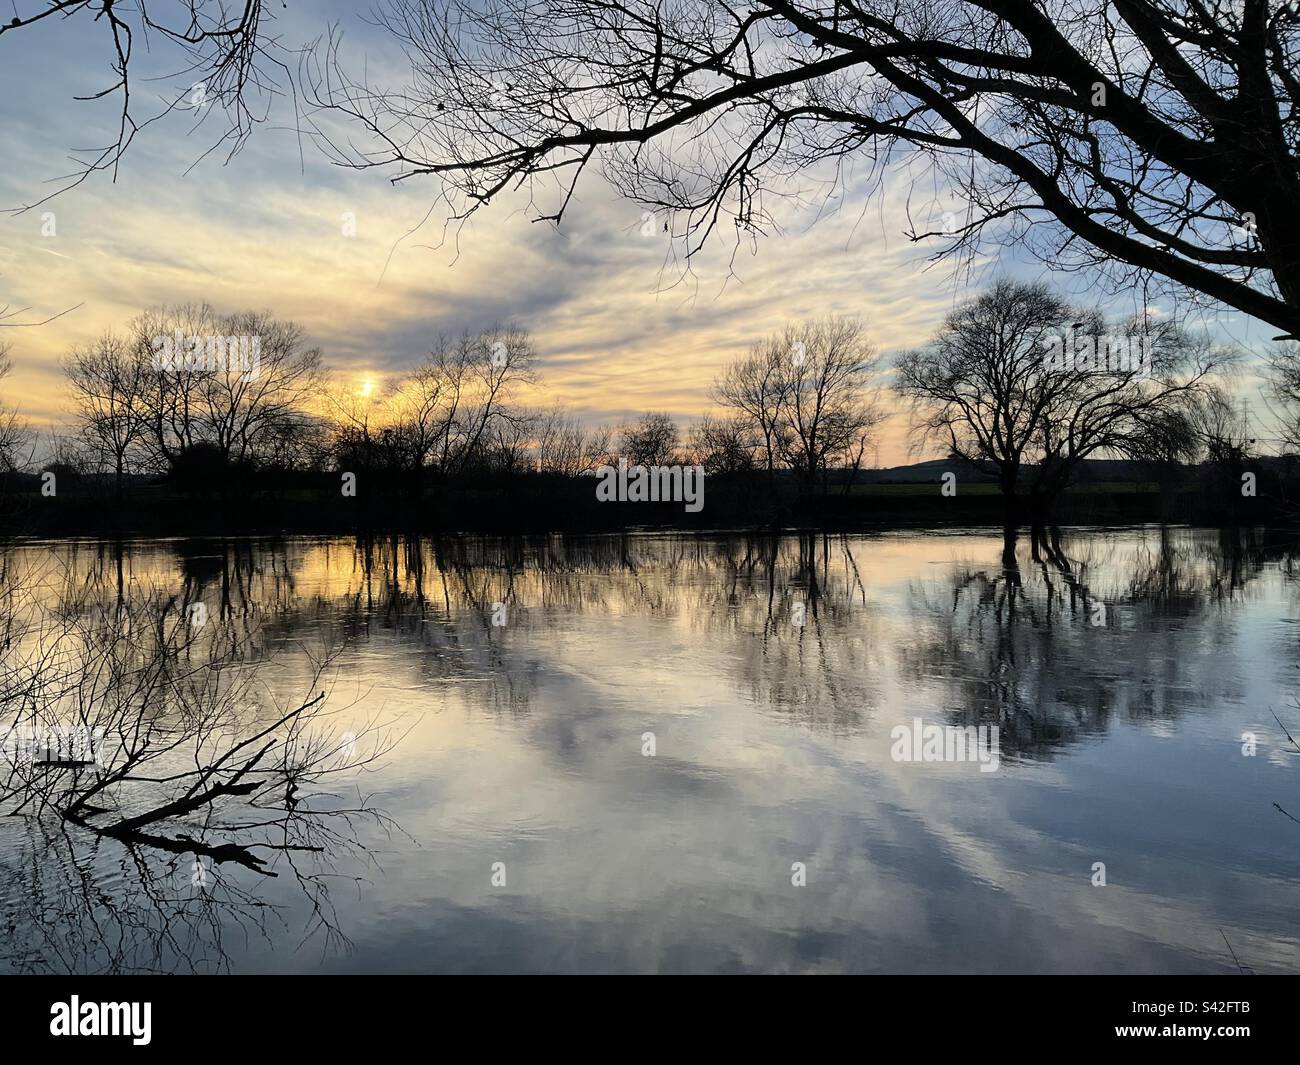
0,546,400,974
901,526,1285,759
2,526,1298,972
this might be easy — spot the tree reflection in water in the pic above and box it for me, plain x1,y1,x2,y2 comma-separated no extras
2,526,1295,971
0,551,404,973
903,525,1288,759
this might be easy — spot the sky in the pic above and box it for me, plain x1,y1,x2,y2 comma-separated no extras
0,1,1279,466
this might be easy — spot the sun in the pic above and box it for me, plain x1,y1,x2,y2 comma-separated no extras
359,377,374,398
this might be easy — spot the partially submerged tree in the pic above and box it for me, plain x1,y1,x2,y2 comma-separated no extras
315,0,1300,334
895,279,1224,526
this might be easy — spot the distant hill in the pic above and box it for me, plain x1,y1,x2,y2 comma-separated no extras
848,455,1273,484
856,457,998,484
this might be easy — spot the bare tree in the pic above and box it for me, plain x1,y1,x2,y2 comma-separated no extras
129,304,323,471
64,332,151,498
43,430,94,477
323,326,538,478
712,342,790,487
1,1,293,205
1121,401,1202,519
130,303,220,468
895,278,1224,526
773,317,883,497
690,413,759,474
199,310,324,465
709,317,882,495
1265,341,1300,452
534,407,611,475
487,406,541,475
324,374,391,472
389,326,538,476
385,358,453,472
1188,384,1257,521
619,412,682,466
313,0,1300,335
1192,383,1255,463
257,414,332,472
0,346,28,473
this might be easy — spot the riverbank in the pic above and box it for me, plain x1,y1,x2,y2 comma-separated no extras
0,472,1278,536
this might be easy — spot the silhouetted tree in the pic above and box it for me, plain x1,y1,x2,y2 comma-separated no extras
129,304,323,470
316,0,1300,334
64,332,151,499
713,341,791,487
1,1,290,204
895,279,1223,527
0,347,27,473
690,413,758,474
1265,340,1300,451
619,412,682,466
773,317,883,498
711,317,881,497
534,407,611,476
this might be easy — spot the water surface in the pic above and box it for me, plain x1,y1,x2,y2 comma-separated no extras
2,527,1297,973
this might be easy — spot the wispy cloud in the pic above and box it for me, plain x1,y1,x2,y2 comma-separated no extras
0,6,1272,462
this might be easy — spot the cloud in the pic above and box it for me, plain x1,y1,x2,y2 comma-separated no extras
0,5,1275,460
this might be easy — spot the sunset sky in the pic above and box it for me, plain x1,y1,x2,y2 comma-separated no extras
0,2,1277,466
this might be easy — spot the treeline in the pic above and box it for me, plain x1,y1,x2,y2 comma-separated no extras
2,280,1300,532
0,304,883,502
